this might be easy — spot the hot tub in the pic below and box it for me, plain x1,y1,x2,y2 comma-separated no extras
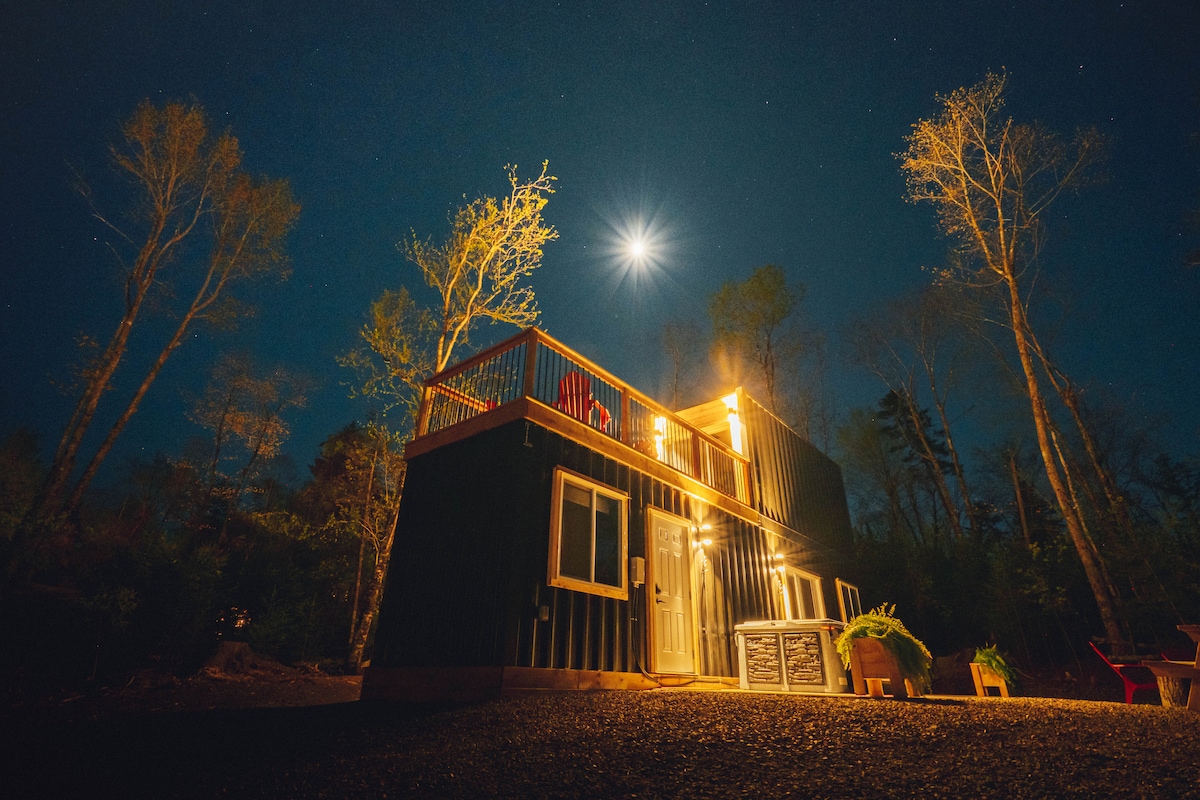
735,619,849,693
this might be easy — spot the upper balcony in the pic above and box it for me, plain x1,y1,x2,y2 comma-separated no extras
408,328,753,506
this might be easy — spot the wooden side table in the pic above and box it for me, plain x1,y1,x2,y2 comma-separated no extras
1143,625,1200,711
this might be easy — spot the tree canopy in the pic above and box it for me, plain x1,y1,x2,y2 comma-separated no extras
405,162,557,374
39,100,299,524
708,263,803,417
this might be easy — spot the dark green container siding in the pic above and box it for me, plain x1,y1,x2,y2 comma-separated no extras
372,420,543,669
739,396,865,618
696,516,779,675
741,395,855,550
373,419,802,677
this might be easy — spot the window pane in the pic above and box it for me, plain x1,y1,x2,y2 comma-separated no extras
798,577,816,619
593,494,621,587
560,484,593,581
784,572,819,619
786,575,802,619
838,580,862,621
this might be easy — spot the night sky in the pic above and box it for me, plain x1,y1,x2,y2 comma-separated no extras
2,1,1198,485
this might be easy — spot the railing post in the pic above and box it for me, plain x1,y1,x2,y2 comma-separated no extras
691,431,702,481
522,329,539,400
415,385,432,438
742,460,755,508
620,390,630,445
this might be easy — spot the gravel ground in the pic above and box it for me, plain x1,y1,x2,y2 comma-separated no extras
6,689,1199,799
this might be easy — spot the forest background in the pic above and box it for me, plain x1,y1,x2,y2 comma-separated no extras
2,3,1199,689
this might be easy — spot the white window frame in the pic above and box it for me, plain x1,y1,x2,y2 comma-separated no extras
836,578,862,622
548,467,629,600
777,565,826,620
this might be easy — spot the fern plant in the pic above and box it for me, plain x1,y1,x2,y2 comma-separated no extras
835,604,932,688
972,644,1017,688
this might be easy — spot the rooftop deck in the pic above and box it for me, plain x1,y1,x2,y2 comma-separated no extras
409,328,752,506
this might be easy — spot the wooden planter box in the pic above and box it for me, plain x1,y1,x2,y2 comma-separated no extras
848,637,920,699
969,661,1011,697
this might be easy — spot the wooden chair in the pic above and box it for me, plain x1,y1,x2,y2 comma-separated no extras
555,371,611,432
556,371,592,422
1088,641,1158,704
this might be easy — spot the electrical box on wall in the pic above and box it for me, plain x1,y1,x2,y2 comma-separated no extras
630,556,645,587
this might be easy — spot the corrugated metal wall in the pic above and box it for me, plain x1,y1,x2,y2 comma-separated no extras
741,394,855,549
694,515,779,675
372,419,781,677
371,420,535,670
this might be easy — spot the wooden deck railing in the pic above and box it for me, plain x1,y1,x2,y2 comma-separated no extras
414,328,752,505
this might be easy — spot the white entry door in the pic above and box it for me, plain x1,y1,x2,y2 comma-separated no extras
647,509,695,674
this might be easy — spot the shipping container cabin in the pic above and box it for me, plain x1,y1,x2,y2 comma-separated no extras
362,328,860,702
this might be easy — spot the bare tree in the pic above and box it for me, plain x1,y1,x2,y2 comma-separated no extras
404,162,557,375
191,353,309,505
708,264,828,443
344,164,555,431
899,72,1126,648
39,100,298,522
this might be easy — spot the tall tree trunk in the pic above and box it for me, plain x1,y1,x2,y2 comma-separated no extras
347,445,379,654
1009,448,1032,548
1048,424,1124,609
349,531,367,650
62,253,236,517
1006,277,1127,651
902,393,965,540
924,362,981,537
64,311,195,516
40,249,162,517
1035,346,1140,543
347,500,400,674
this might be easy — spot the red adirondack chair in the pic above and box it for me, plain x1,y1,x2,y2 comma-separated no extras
1088,641,1159,704
555,371,611,431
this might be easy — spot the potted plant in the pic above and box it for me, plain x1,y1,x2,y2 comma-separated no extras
835,604,932,698
970,644,1016,697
